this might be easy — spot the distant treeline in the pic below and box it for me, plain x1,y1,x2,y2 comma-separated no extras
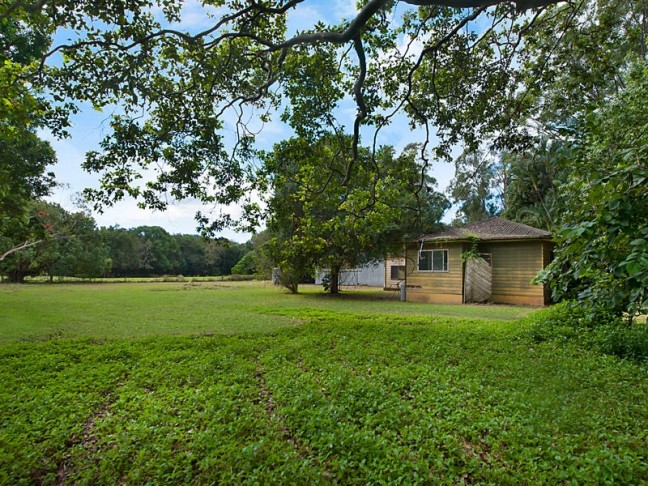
0,202,255,282
101,226,251,278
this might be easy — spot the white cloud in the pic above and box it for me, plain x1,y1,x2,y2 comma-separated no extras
82,197,252,242
284,0,358,34
334,0,359,20
155,0,228,32
83,182,255,241
40,118,254,242
254,119,289,148
395,32,430,61
286,4,324,35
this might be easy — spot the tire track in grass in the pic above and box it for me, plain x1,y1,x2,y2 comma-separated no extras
254,362,338,480
254,364,310,458
55,372,131,485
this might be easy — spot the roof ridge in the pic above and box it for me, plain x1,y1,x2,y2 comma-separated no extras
421,216,551,241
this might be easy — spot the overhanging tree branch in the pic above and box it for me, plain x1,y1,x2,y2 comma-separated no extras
3,0,571,233
0,239,43,262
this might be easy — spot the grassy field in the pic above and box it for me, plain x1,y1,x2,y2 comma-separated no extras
0,281,646,484
0,281,531,342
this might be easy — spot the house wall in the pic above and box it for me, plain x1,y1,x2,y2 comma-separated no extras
384,256,406,290
343,262,385,287
405,242,464,304
405,239,553,306
481,240,548,306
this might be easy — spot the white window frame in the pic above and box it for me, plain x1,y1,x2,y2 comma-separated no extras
418,249,449,272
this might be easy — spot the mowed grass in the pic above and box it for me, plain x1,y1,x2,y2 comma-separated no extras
0,281,531,342
0,282,646,484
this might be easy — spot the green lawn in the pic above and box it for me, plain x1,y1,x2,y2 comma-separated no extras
0,282,646,484
0,281,531,342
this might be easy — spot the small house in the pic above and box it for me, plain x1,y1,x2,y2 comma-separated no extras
405,217,553,306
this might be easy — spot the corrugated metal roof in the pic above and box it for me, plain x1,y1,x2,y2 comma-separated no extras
421,217,551,241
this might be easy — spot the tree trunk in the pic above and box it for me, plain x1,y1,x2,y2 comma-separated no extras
329,265,341,294
7,270,26,283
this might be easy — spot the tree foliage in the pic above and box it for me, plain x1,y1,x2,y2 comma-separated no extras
263,136,448,293
448,148,502,224
0,13,58,238
0,202,110,282
500,138,571,231
2,0,646,317
1,205,253,280
1,0,567,233
231,251,258,275
518,0,648,131
100,227,250,277
538,61,648,319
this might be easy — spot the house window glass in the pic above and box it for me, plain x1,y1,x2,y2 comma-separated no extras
391,265,406,280
418,249,448,272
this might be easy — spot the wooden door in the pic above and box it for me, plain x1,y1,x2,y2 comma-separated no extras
464,254,492,303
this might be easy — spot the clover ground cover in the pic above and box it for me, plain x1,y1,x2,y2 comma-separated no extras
0,282,646,483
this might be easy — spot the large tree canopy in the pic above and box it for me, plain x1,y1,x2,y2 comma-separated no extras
1,12,59,258
263,135,448,293
1,0,570,232
1,13,55,218
537,61,648,319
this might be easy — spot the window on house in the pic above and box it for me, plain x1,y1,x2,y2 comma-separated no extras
390,265,406,280
418,249,448,272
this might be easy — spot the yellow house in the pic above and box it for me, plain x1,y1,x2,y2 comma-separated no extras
405,217,553,306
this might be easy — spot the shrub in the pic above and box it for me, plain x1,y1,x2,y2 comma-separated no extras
276,266,301,293
525,301,615,341
227,274,255,281
231,252,257,275
595,324,648,362
524,301,647,362
321,273,331,292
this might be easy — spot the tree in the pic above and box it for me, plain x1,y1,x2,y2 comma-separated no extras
1,13,58,252
448,141,570,229
448,148,502,224
247,230,275,279
176,234,207,276
204,239,248,276
538,61,648,320
502,1,648,319
516,0,648,133
0,128,56,224
43,207,111,280
127,226,182,276
1,0,568,233
0,200,56,281
264,136,448,293
231,251,257,275
101,228,251,277
101,227,140,277
0,202,110,281
500,138,571,231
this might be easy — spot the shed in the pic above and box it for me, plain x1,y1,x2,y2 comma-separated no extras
405,217,553,306
314,256,407,290
384,256,407,290
314,262,385,287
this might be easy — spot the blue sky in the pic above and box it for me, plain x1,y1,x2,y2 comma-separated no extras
43,0,456,242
